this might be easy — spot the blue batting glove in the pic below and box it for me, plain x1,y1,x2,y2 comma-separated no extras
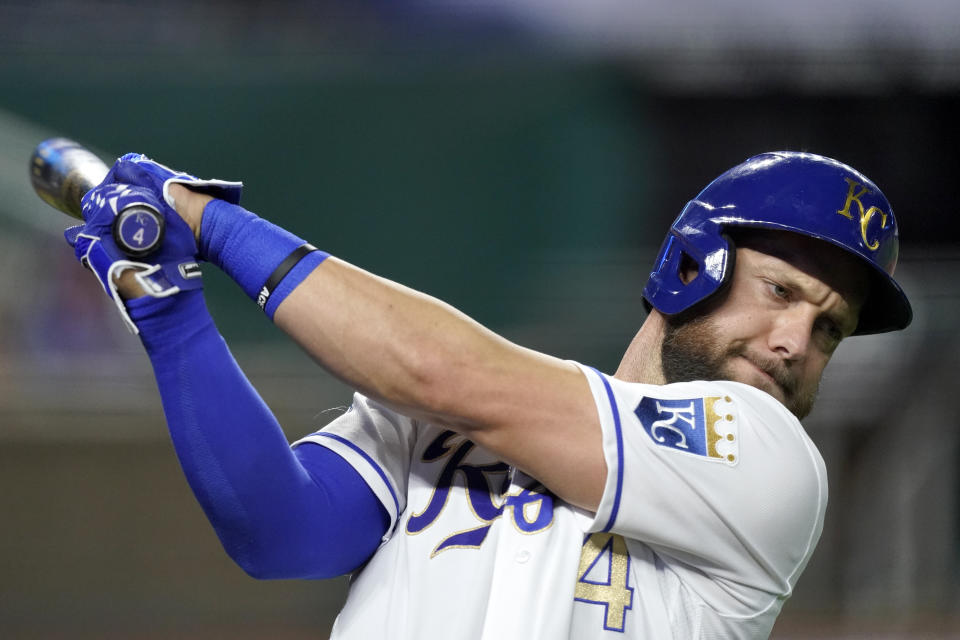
65,183,204,334
107,152,243,213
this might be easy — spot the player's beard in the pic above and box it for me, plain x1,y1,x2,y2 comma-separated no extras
660,314,818,420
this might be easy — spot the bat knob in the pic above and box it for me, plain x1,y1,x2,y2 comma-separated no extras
113,205,165,257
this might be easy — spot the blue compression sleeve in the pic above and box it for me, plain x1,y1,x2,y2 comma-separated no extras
127,290,389,579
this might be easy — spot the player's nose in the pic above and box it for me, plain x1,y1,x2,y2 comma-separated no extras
768,309,813,362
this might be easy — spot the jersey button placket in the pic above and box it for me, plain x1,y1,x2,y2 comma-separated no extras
480,478,531,639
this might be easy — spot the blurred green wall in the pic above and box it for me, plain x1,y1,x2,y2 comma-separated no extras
1,56,650,349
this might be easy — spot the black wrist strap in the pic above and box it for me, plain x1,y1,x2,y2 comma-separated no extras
258,243,318,310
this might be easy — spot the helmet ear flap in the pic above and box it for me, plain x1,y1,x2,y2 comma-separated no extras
642,221,734,316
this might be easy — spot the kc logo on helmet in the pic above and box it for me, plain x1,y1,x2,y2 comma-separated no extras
836,177,891,251
634,395,739,465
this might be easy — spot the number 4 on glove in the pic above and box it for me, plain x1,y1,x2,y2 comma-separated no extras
113,203,165,257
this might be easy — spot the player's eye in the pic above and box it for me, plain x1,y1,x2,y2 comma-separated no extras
767,281,790,300
815,318,844,351
826,322,843,343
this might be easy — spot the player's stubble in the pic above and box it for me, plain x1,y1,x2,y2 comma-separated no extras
660,313,818,420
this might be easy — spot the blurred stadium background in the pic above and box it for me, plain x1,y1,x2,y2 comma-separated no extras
1,1,958,637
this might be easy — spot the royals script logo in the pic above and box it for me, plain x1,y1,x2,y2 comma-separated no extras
405,431,555,556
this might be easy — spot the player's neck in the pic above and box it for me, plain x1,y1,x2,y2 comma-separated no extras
613,312,668,385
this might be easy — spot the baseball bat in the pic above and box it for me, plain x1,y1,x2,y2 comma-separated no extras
29,137,165,257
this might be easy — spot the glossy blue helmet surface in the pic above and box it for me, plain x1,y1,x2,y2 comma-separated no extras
642,151,912,335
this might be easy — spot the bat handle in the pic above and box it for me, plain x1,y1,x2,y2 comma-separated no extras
113,205,166,257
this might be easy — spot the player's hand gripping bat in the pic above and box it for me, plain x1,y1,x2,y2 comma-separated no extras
29,137,165,257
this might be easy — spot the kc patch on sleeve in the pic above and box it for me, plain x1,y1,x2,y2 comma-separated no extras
634,395,739,465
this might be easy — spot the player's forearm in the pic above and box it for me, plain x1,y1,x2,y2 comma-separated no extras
273,257,529,427
167,185,540,431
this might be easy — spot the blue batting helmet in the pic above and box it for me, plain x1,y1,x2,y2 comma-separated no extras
642,151,912,335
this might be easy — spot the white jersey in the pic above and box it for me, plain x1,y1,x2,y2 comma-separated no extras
294,363,827,639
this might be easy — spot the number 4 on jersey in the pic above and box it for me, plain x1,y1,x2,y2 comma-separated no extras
575,532,634,632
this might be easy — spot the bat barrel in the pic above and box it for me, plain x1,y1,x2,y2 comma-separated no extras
29,137,109,220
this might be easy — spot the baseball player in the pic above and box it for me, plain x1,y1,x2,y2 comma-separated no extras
65,151,911,639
